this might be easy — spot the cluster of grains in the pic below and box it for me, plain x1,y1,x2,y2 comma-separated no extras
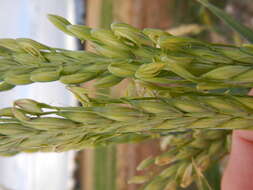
130,130,230,189
1,15,253,92
0,90,250,156
0,14,252,189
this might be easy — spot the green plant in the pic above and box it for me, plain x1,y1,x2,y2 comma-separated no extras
0,1,253,189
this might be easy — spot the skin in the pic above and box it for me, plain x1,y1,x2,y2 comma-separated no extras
221,90,253,190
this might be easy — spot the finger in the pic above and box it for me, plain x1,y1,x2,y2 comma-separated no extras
248,88,253,95
222,131,253,190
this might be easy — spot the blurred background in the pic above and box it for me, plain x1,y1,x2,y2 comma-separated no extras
0,0,252,190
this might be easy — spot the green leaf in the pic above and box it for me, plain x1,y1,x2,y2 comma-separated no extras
197,0,253,43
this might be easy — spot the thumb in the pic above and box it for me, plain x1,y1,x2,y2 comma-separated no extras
222,131,253,190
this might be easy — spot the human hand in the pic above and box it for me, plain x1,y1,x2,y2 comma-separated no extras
222,90,253,190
